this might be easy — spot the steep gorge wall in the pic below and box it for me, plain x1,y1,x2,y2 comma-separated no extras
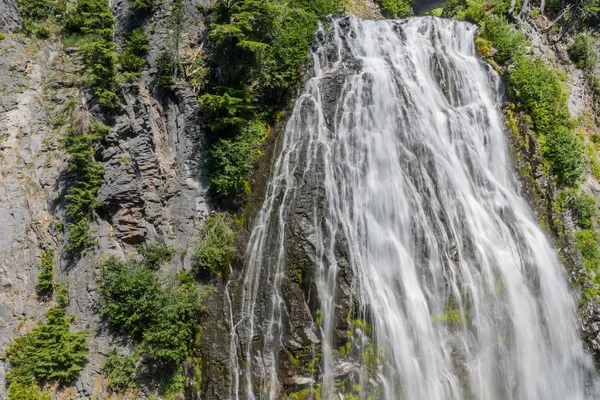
0,0,215,397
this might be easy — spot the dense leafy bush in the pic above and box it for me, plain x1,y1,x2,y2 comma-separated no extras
140,274,201,365
79,38,121,107
570,33,597,71
542,126,584,186
481,15,526,63
99,256,161,337
208,120,266,196
203,0,343,197
7,381,50,400
576,229,600,269
5,307,88,388
508,57,570,132
192,213,237,277
507,56,583,185
64,120,108,254
379,0,412,17
121,28,150,81
36,248,54,296
98,244,201,366
103,348,137,393
156,50,176,90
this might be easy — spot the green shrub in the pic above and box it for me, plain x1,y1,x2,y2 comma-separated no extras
136,240,174,270
481,15,527,63
156,50,176,90
64,121,107,254
508,56,570,133
542,126,584,186
559,189,597,229
121,28,150,81
16,0,53,21
79,38,121,107
63,0,114,39
208,120,266,196
192,213,236,278
7,381,50,400
98,256,161,338
141,274,200,365
507,56,583,185
36,248,54,296
130,0,152,10
61,0,120,107
570,190,596,229
103,348,137,393
5,307,88,387
98,253,201,366
379,0,412,17
570,33,597,71
576,229,600,271
0,33,5,40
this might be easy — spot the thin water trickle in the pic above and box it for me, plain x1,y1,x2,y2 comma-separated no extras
227,16,599,400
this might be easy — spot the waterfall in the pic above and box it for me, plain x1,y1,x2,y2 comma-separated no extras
227,16,599,400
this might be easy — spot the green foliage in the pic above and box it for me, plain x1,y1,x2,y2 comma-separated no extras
481,15,526,63
63,0,120,107
79,38,121,107
507,56,583,185
576,229,600,270
379,0,412,17
16,0,53,21
156,50,176,90
508,57,569,132
208,120,266,196
64,120,107,254
5,307,88,388
203,0,342,197
570,33,597,71
121,28,150,81
542,125,584,185
36,248,54,296
103,348,137,393
558,189,597,229
192,213,236,277
98,247,202,367
140,274,201,365
7,381,50,400
98,256,161,337
136,240,174,270
130,0,152,11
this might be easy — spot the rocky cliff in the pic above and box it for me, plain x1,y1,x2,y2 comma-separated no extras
0,0,214,397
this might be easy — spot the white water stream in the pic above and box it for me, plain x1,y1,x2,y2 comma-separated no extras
227,16,599,400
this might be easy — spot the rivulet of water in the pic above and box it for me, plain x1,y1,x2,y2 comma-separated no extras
227,16,599,400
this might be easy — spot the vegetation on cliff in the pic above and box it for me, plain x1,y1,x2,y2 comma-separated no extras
4,305,88,399
200,0,344,197
97,243,208,393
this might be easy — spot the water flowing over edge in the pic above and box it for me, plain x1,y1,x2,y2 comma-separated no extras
225,16,599,400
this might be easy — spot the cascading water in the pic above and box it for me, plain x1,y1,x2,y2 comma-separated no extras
227,16,599,400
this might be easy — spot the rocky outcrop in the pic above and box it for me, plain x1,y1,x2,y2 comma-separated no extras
0,0,19,32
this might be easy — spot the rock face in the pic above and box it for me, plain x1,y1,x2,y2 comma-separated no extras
0,0,214,397
0,0,19,32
